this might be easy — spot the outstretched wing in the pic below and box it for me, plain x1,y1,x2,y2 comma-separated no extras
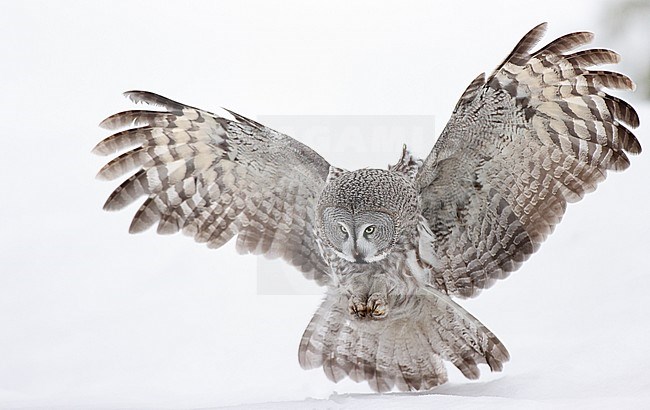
416,23,641,298
94,91,332,284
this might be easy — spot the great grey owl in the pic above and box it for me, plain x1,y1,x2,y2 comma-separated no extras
94,23,640,392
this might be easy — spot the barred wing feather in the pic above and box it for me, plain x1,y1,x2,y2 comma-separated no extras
417,23,640,298
94,91,332,284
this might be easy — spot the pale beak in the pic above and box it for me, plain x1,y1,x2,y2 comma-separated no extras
352,248,366,264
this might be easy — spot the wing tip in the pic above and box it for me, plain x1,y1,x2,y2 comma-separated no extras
629,77,638,92
123,90,188,111
95,169,112,181
123,90,148,104
98,115,117,130
527,21,549,43
91,141,108,156
535,21,549,32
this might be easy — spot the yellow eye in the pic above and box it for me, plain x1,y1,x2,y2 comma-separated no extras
340,225,348,234
364,225,375,235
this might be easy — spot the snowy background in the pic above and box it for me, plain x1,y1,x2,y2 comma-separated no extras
1,0,649,408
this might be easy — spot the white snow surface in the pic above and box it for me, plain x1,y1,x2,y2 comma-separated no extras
1,1,648,409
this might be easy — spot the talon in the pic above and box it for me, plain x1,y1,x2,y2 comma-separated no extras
348,295,367,319
367,293,388,319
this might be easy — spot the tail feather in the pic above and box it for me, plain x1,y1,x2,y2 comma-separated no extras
298,288,509,392
371,323,400,392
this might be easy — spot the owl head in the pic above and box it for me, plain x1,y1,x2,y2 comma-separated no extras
316,168,419,264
